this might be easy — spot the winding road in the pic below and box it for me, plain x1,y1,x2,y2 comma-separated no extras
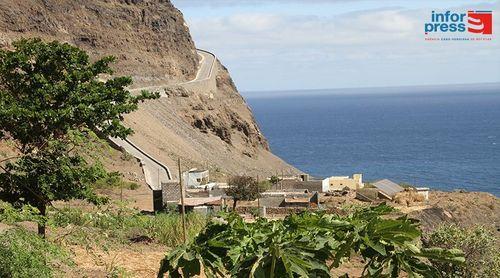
109,49,216,191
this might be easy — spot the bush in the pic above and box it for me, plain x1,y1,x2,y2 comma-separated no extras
258,180,272,191
0,228,72,278
424,224,500,277
0,201,43,224
94,171,140,190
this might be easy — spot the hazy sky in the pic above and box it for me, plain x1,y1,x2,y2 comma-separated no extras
172,0,500,92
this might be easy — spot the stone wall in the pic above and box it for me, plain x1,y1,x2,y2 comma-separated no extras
162,181,181,204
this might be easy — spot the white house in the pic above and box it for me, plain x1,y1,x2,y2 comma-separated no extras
183,169,209,188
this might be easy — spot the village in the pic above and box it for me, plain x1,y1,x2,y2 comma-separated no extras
160,169,431,218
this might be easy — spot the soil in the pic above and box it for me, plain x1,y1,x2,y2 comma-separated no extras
409,191,500,233
68,244,166,277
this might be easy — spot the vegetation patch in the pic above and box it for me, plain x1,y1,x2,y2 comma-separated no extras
424,224,500,277
94,171,141,191
48,205,207,247
0,228,73,278
159,204,465,277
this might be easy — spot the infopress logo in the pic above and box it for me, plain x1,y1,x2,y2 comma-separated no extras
425,10,493,38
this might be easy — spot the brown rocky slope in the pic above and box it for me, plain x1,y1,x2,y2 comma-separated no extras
0,0,300,180
0,0,198,85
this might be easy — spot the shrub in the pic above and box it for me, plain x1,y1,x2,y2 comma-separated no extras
94,171,141,190
0,228,72,278
258,180,272,191
269,175,281,188
424,224,500,277
0,201,43,224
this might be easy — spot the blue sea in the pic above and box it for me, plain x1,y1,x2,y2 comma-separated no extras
246,85,500,196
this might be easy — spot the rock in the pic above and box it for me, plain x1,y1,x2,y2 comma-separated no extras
192,104,204,111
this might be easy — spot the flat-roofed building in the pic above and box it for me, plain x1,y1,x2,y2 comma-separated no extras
323,174,364,191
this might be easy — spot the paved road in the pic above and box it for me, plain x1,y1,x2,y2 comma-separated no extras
109,49,216,191
133,49,216,95
184,50,216,83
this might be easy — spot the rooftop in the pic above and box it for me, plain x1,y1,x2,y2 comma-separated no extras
179,196,221,207
372,179,404,197
284,197,310,203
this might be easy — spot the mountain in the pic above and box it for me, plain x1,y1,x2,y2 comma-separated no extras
0,0,299,179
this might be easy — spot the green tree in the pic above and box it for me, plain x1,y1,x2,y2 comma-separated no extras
0,38,158,236
225,176,260,210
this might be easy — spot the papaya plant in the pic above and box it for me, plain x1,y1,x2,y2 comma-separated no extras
158,204,464,277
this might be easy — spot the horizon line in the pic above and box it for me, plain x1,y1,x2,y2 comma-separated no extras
242,82,500,94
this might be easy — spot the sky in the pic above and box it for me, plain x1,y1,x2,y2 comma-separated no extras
172,0,500,92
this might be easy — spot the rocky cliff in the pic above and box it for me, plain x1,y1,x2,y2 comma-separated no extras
0,0,199,84
0,0,299,179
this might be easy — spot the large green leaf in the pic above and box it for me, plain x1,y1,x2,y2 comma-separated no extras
158,208,464,278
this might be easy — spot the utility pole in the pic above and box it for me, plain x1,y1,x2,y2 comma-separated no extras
178,158,187,243
275,172,278,190
256,175,260,210
281,170,284,190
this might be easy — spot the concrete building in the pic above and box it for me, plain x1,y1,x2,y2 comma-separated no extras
323,174,364,191
183,169,209,188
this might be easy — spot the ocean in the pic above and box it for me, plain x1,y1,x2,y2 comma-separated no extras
246,86,500,196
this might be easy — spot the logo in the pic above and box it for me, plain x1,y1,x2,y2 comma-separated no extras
425,10,493,36
468,11,493,34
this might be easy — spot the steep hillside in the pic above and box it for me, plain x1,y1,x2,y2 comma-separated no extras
0,0,199,85
124,61,298,178
0,0,299,180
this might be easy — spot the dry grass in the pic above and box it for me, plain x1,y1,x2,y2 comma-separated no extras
69,244,166,277
394,190,425,206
